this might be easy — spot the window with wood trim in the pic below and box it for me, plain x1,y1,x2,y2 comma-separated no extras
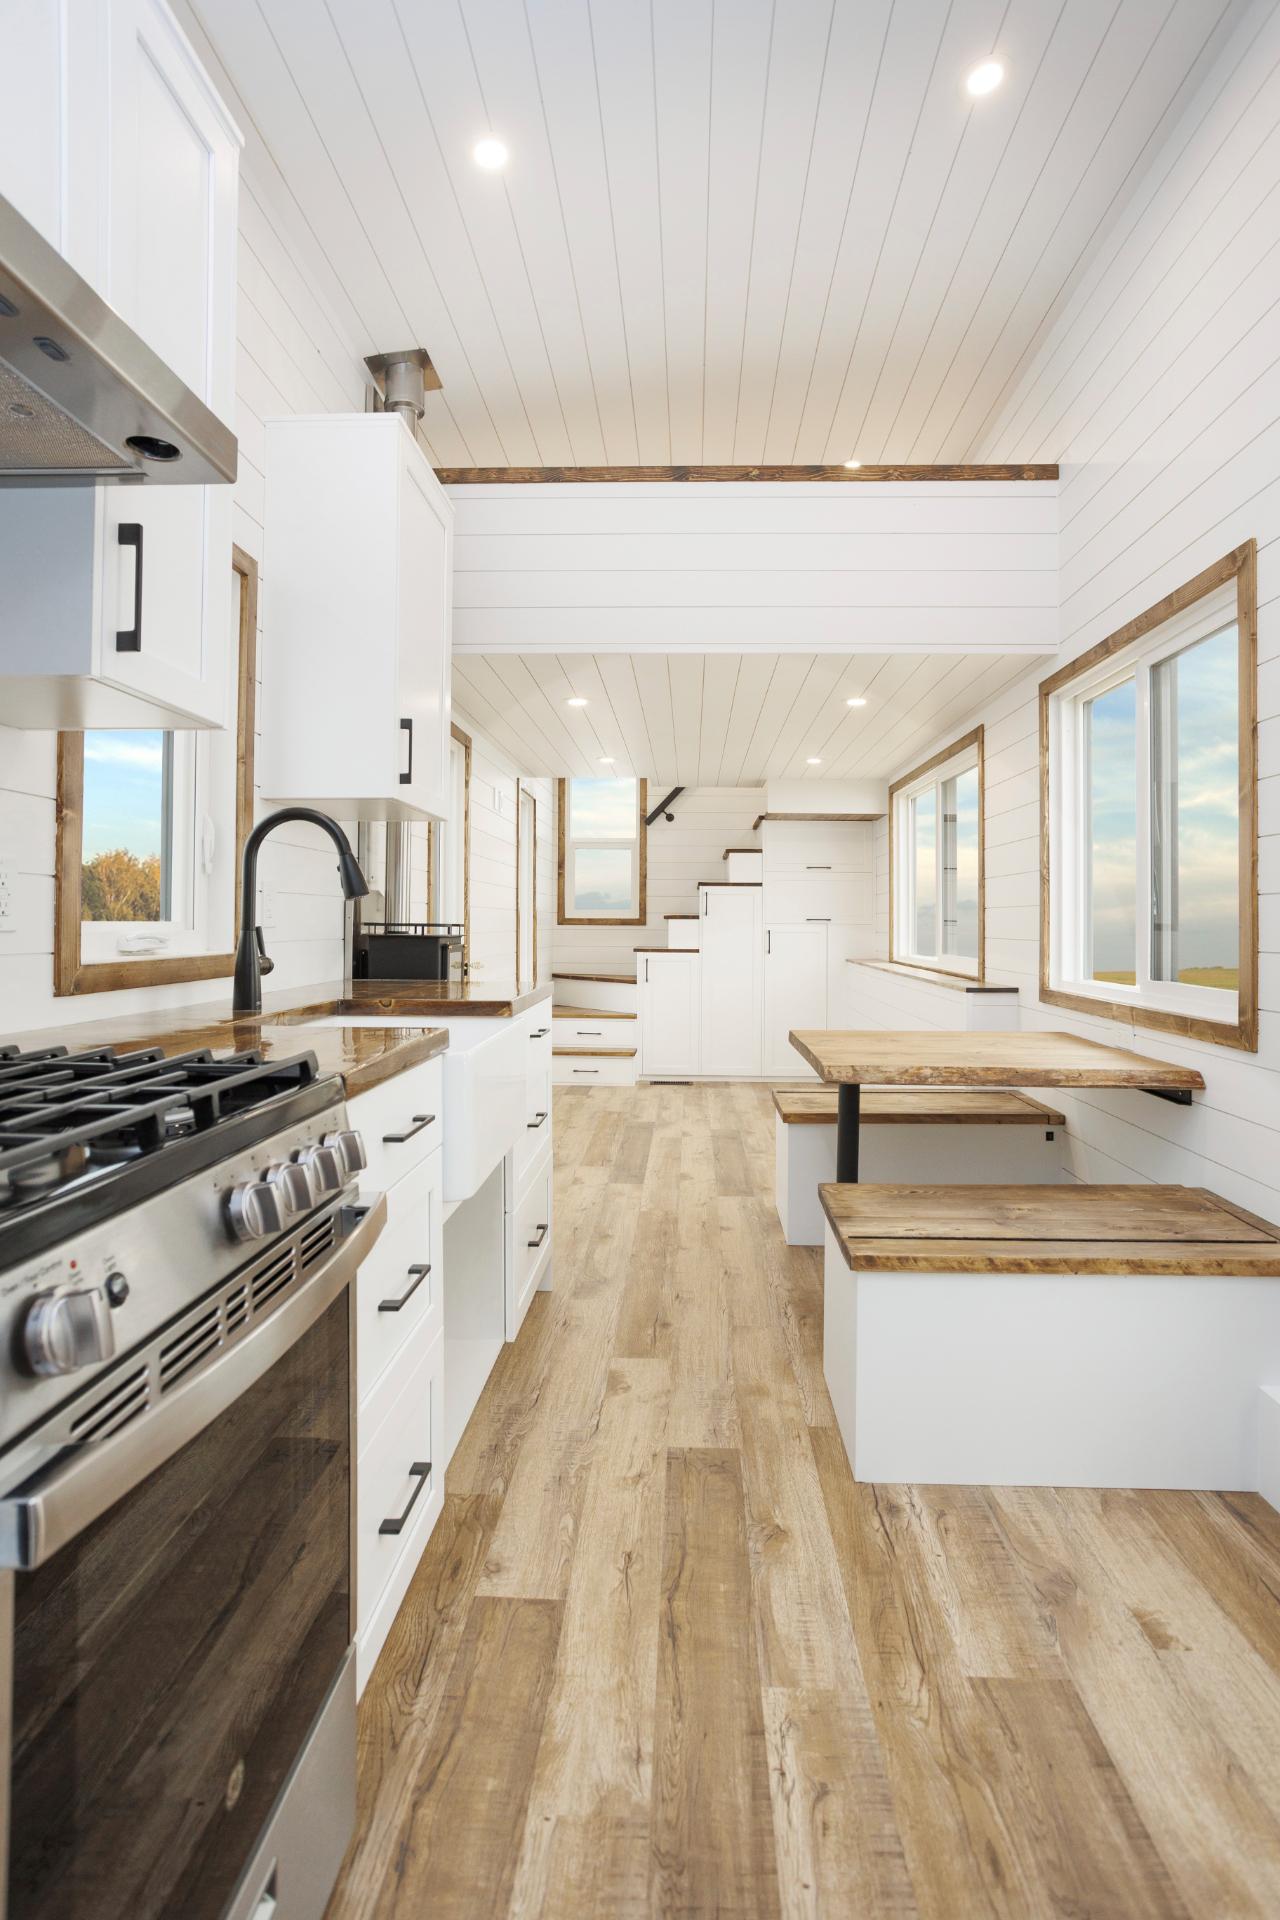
1040,542,1258,1050
889,728,984,978
516,784,537,979
557,777,647,926
426,723,472,974
54,546,258,996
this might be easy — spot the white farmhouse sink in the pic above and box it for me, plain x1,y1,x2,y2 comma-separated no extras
296,1013,526,1202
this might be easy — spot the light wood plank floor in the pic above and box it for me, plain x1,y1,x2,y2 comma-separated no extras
329,1082,1280,1919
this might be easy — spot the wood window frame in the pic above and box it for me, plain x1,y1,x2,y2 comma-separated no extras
556,776,648,927
888,726,986,981
515,781,538,981
1038,540,1258,1051
427,721,472,976
53,543,258,996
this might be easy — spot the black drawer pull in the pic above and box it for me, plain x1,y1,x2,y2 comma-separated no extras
577,1029,603,1036
806,864,831,869
382,1112,435,1144
379,1263,430,1313
527,1111,548,1129
115,523,144,651
806,916,831,922
399,716,414,785
530,1027,550,1039
527,1222,549,1249
379,1461,432,1534
573,1068,599,1075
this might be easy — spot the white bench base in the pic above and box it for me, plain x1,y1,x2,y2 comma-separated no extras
823,1222,1280,1490
777,1114,1064,1247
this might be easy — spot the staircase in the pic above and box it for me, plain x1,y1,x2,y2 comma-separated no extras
551,846,764,1084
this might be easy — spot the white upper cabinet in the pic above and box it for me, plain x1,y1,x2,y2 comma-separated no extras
0,0,241,729
260,414,453,821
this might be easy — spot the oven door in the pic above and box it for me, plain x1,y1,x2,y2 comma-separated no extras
0,1195,385,1920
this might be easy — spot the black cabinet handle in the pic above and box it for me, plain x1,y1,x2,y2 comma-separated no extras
378,1263,430,1312
577,1029,603,1036
572,1067,599,1074
806,917,831,923
382,1112,435,1143
806,864,831,870
399,716,414,785
115,523,143,651
527,1111,548,1129
379,1461,432,1534
527,1222,549,1248
530,1027,549,1039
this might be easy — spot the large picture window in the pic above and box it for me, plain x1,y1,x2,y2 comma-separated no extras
889,728,984,978
557,777,647,925
1040,542,1257,1050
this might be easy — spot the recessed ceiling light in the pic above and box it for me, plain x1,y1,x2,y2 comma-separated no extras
846,696,867,708
965,58,1004,97
806,756,822,766
599,756,614,765
843,458,862,470
473,136,509,170
566,696,588,707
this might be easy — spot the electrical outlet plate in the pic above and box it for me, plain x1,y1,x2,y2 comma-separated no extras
0,863,14,932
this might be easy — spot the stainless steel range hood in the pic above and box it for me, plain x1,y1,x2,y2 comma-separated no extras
0,193,237,487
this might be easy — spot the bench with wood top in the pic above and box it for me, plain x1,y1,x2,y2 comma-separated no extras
772,1086,1067,1246
819,1182,1280,1492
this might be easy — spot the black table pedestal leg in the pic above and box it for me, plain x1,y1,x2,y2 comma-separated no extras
836,1082,861,1183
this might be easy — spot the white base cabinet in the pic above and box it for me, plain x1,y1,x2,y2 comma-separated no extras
638,953,701,1076
763,926,826,1079
0,0,240,730
261,415,453,820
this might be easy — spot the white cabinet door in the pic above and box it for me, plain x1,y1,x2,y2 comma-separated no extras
97,0,239,727
764,925,827,1079
699,887,762,1076
639,954,701,1076
261,415,454,819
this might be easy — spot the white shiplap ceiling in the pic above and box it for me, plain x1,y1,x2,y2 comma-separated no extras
453,650,1034,783
185,0,1245,468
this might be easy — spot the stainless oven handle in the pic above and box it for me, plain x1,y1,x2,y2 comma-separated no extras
0,1193,387,1573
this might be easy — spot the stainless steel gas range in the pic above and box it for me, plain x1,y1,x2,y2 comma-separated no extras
0,1040,386,1920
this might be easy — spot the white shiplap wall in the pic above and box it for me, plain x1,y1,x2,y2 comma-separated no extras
551,787,764,980
448,482,1059,655
453,713,555,986
873,0,1280,1223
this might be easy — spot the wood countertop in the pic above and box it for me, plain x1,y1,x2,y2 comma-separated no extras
820,1183,1280,1275
789,1028,1205,1092
270,978,554,1020
8,1000,447,1099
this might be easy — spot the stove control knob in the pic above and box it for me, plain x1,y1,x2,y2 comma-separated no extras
263,1160,314,1220
22,1286,116,1378
294,1142,343,1197
323,1129,367,1176
226,1179,285,1243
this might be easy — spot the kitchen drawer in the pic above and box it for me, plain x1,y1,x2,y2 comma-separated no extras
763,820,871,872
515,1060,552,1193
355,1149,443,1409
357,1324,443,1694
511,1147,553,1337
349,1058,443,1195
553,1052,637,1086
763,874,872,925
552,1014,638,1048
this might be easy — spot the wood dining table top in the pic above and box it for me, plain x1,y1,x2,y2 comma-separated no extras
788,1028,1206,1092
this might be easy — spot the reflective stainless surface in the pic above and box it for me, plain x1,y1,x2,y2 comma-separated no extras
0,194,237,486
